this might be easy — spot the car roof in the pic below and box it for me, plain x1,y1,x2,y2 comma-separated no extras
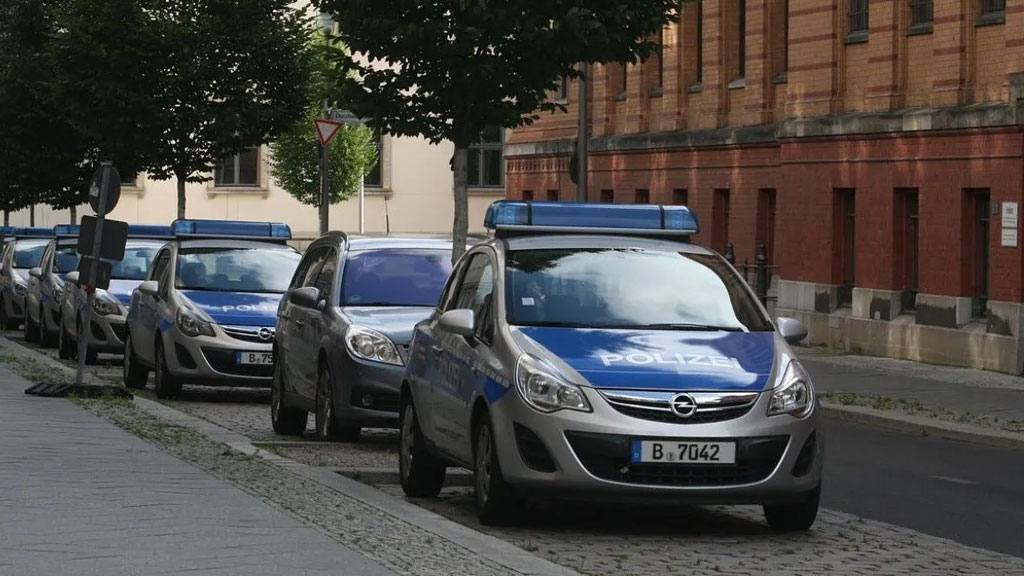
125,238,168,248
347,236,456,251
177,239,298,251
498,234,714,255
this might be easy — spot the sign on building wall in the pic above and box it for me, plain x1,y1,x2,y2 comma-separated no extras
1001,202,1018,248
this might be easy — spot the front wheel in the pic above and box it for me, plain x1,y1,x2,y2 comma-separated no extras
764,485,821,532
24,305,40,342
271,359,307,436
153,340,182,399
57,322,73,359
474,416,517,526
315,366,359,442
40,309,57,348
399,398,446,497
123,332,149,389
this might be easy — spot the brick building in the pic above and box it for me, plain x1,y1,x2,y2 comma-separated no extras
505,0,1024,374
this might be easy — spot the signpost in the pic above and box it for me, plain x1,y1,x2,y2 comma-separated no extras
315,109,366,234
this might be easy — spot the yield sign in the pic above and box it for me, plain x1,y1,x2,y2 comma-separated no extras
314,119,344,146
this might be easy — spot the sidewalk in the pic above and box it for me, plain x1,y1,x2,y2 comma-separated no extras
798,348,1024,423
0,365,396,576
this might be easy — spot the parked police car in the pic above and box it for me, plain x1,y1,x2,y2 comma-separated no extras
401,201,823,530
59,225,173,363
0,228,54,330
25,225,81,346
123,220,302,398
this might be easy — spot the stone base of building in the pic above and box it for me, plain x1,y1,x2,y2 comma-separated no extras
777,280,1024,376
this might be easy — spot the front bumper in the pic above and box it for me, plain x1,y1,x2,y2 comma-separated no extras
332,352,403,428
490,388,823,503
163,327,274,388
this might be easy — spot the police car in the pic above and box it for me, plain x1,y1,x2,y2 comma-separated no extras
24,225,82,346
401,201,823,530
58,225,173,363
123,220,302,398
0,228,54,330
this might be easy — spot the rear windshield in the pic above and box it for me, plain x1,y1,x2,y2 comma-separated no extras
176,247,301,293
505,248,773,331
341,248,452,307
13,240,48,269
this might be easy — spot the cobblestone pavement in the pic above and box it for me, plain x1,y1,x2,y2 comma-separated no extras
10,332,1024,576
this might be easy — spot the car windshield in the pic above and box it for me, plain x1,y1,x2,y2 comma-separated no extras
176,247,301,293
505,248,773,331
341,248,453,307
13,240,48,269
54,247,80,274
109,245,161,280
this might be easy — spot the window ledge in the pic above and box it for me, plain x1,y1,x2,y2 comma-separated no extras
975,11,1005,27
613,91,627,102
362,186,391,196
206,186,269,197
844,30,869,45
686,82,704,94
907,22,933,36
121,186,145,196
728,77,746,90
468,187,506,196
649,86,664,98
773,73,788,85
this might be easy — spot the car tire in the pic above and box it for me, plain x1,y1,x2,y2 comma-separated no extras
58,322,73,359
24,305,40,343
271,359,307,436
123,332,149,389
0,296,9,330
764,485,821,532
473,415,517,526
399,397,446,497
40,309,57,348
314,365,359,442
153,340,182,399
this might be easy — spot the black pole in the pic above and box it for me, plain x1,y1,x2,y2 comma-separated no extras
576,63,588,203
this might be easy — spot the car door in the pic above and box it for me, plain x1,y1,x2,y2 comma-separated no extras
134,248,171,366
300,247,338,395
432,251,497,458
27,244,52,325
281,246,327,400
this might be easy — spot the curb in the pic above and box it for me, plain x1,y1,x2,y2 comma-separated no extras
823,403,1024,450
0,335,583,576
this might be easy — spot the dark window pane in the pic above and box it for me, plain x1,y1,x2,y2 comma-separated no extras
982,0,1005,14
849,0,868,32
237,148,259,186
911,0,933,24
467,149,481,186
483,149,503,186
365,133,383,187
214,158,233,186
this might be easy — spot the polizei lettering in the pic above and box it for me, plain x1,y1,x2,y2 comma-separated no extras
599,353,742,369
201,304,278,313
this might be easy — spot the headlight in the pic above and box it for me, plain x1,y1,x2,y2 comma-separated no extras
94,296,121,316
14,281,26,296
345,325,403,365
515,354,591,413
53,286,64,303
176,308,215,337
768,360,814,418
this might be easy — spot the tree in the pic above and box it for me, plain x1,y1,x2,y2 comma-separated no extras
55,0,313,219
315,0,684,261
271,32,378,235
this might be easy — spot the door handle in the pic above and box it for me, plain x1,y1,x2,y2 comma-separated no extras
431,345,443,354
294,320,305,327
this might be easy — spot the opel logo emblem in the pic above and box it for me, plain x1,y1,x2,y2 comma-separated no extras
258,327,273,342
670,393,698,418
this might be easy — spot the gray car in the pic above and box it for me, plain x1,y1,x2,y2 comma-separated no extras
272,235,456,441
25,226,81,347
0,228,54,330
401,201,823,530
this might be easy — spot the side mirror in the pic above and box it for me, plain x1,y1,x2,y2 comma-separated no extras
777,317,808,345
138,280,159,297
289,286,322,309
65,271,80,284
29,267,42,279
439,309,476,338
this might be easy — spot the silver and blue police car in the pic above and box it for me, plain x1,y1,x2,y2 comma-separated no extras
401,201,823,530
58,226,173,363
0,228,54,330
123,220,302,398
25,225,81,347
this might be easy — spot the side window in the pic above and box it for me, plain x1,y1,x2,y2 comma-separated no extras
312,249,338,301
440,257,469,312
296,247,328,289
40,246,53,272
149,250,171,282
453,253,496,342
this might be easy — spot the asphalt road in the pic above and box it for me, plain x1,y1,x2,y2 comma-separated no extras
823,419,1024,558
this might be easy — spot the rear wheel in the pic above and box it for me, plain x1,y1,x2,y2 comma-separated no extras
315,365,360,442
399,397,446,497
153,340,182,399
271,359,307,436
474,416,517,526
123,332,149,389
764,485,821,532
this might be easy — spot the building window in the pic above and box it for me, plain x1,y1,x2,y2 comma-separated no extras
553,76,569,102
712,189,731,254
737,0,746,79
468,126,504,187
757,189,777,266
783,0,789,73
600,189,614,203
693,1,703,85
654,28,665,93
910,0,933,26
121,172,140,187
364,131,383,187
615,62,628,100
898,189,920,311
849,0,868,35
635,189,650,204
546,190,559,202
214,147,260,187
673,189,688,205
522,190,534,201
966,189,990,317
835,189,856,306
982,0,1006,15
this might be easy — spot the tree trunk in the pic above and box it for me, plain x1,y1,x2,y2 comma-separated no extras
69,205,77,224
176,175,186,220
4,211,9,226
451,146,469,264
29,205,35,226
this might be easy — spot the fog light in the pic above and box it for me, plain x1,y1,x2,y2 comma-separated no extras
361,394,374,408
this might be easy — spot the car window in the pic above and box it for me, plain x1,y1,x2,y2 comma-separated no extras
452,253,495,341
340,248,453,307
110,245,160,280
149,249,171,282
439,257,468,312
175,247,301,293
312,249,338,301
295,247,328,289
54,247,81,274
13,240,48,269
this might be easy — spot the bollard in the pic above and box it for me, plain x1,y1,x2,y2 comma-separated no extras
725,242,736,265
755,243,769,306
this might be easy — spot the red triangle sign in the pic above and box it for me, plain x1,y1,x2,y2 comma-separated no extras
314,119,344,146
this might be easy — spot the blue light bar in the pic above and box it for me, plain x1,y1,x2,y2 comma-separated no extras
171,219,292,241
54,224,81,237
484,201,699,237
127,224,173,239
0,226,19,237
16,227,55,238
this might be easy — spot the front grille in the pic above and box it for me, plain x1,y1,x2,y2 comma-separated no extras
792,432,816,477
91,322,107,341
110,323,127,343
176,343,197,370
349,387,400,413
566,432,788,487
222,325,275,344
601,390,759,424
201,347,272,378
515,422,557,473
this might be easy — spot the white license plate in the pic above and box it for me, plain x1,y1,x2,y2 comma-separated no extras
631,440,736,464
236,351,273,365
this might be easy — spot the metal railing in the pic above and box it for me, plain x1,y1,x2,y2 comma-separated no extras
724,243,778,311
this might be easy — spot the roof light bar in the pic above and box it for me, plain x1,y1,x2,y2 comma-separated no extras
16,227,55,238
171,219,292,241
484,201,699,237
53,224,81,237
127,224,173,239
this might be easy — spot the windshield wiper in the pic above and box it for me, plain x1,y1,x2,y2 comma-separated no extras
639,323,746,332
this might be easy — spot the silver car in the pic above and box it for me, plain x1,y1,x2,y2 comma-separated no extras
59,235,170,363
401,201,823,530
0,228,54,330
123,220,301,398
25,226,81,347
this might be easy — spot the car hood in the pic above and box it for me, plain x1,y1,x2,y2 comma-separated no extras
342,306,435,345
107,279,144,305
181,290,282,326
514,326,776,392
